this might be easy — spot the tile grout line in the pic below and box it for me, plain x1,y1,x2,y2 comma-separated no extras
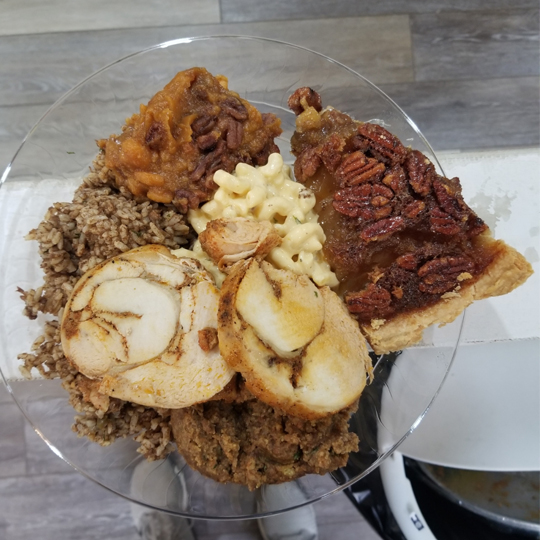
220,5,539,25
0,12,417,40
378,74,540,87
0,6,537,38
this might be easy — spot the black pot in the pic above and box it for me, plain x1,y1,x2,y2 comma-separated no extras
407,458,540,539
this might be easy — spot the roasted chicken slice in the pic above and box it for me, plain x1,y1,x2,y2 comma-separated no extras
218,259,372,419
198,217,281,272
61,245,235,408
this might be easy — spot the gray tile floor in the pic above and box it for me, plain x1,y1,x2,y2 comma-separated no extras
1,1,538,538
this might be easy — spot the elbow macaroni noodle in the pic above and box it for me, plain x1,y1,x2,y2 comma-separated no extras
188,153,338,288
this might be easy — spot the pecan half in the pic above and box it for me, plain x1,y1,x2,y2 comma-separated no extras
253,141,280,166
261,112,277,125
403,199,426,220
373,206,393,220
429,207,461,235
333,184,394,220
346,284,392,317
145,122,166,151
433,177,467,220
371,184,394,205
336,151,386,187
190,160,207,182
396,253,418,271
360,216,405,242
466,213,488,238
382,164,407,193
333,184,373,219
405,150,436,196
190,139,227,182
225,119,244,150
371,184,394,219
357,123,408,165
221,97,248,121
173,189,202,213
319,133,346,173
294,147,322,183
417,256,474,294
196,132,219,151
191,114,216,136
288,87,323,115
350,134,370,153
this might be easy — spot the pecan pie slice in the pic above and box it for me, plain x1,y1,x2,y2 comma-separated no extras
288,88,533,354
101,68,282,212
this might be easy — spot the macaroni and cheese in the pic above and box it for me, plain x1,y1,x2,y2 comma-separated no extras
188,153,338,287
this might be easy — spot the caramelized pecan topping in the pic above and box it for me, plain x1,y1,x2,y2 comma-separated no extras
417,256,474,294
294,147,322,183
289,87,493,324
253,141,281,166
336,151,386,187
429,207,461,235
224,118,244,150
396,253,418,271
466,213,488,238
403,199,426,220
433,177,467,220
405,150,436,196
288,87,323,115
357,123,408,165
360,216,406,242
345,284,392,316
333,184,394,220
173,189,203,213
319,134,346,172
381,164,407,193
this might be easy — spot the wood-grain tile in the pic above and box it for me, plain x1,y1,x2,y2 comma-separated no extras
0,103,50,174
0,16,413,108
0,16,413,172
313,492,381,540
0,401,27,478
379,77,540,151
193,517,260,539
0,473,139,540
220,0,539,23
411,9,540,81
193,489,382,540
0,0,220,36
318,520,380,539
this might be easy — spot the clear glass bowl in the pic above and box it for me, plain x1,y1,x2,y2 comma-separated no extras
0,36,462,520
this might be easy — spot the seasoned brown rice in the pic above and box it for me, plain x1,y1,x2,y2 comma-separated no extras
17,150,192,459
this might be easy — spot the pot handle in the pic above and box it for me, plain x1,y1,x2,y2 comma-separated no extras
379,451,437,540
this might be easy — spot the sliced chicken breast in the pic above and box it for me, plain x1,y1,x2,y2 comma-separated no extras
61,244,235,408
